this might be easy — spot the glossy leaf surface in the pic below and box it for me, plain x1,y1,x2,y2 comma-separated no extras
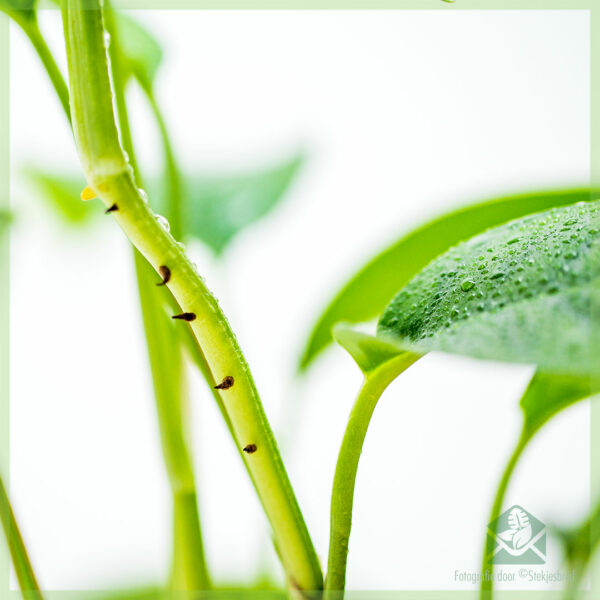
378,201,599,375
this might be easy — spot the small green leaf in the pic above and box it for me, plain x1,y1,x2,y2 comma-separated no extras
299,188,595,372
178,154,303,255
520,372,591,437
24,168,97,224
113,12,162,90
333,324,414,375
378,200,599,375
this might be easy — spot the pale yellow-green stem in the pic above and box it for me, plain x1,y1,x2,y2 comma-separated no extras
61,1,322,593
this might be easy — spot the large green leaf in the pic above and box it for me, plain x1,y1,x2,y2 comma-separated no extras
299,188,595,372
378,200,599,375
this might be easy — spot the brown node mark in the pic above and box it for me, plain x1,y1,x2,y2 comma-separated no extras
214,376,234,390
243,444,257,454
172,312,196,322
156,265,171,286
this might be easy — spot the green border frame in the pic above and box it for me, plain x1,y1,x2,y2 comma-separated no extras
0,2,596,599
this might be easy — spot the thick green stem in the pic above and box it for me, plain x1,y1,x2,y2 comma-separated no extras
12,4,211,589
61,2,322,593
325,354,420,599
0,476,42,597
103,6,210,589
479,431,529,600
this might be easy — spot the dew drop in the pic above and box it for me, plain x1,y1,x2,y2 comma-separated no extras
103,31,111,47
156,214,170,232
138,188,149,204
460,279,475,292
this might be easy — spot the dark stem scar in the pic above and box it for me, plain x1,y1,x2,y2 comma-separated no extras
172,312,196,322
243,444,257,454
156,265,171,286
105,203,118,214
214,376,234,390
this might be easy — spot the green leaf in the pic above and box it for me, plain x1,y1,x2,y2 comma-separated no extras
520,372,591,437
24,168,97,224
333,324,413,375
378,200,599,376
112,11,162,90
176,154,303,255
299,188,595,372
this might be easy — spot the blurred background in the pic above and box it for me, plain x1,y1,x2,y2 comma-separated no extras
9,8,590,592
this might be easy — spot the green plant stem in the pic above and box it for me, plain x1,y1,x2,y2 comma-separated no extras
103,5,210,589
142,87,183,240
479,430,528,600
0,476,42,597
62,2,322,593
18,16,71,123
135,255,211,590
325,353,420,599
10,4,211,590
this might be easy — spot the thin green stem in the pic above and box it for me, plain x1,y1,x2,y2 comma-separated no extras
17,17,71,122
0,476,42,598
103,5,210,589
479,430,528,600
143,87,183,240
135,255,211,590
62,2,322,593
324,353,420,599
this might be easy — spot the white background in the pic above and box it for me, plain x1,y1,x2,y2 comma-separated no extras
9,8,591,592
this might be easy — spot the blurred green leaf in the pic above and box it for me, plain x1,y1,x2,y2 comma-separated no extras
0,210,10,235
25,168,97,224
559,498,600,599
113,11,162,90
378,201,598,375
299,188,596,372
520,372,591,438
173,154,303,255
23,153,302,250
